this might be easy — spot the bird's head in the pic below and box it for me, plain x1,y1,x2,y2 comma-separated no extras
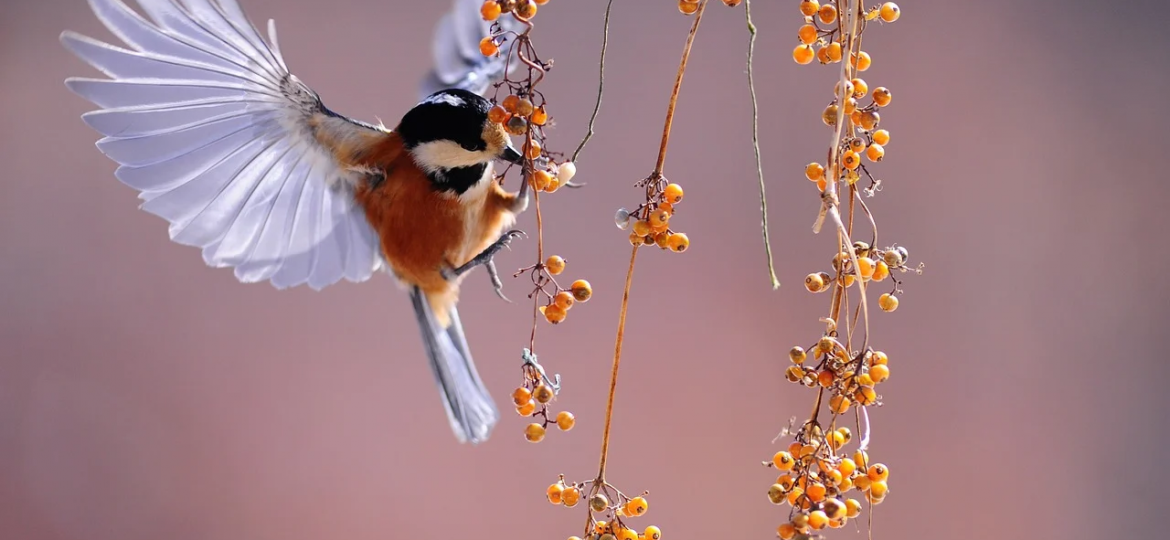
396,88,522,189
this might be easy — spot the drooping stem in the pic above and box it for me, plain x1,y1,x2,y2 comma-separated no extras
595,0,708,481
571,0,614,163
744,0,780,290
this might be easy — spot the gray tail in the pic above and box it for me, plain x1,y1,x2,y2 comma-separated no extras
408,286,499,444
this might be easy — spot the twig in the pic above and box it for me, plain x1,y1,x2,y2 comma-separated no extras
596,0,708,481
571,0,614,163
744,0,780,290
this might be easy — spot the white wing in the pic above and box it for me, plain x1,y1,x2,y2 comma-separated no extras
63,0,388,290
420,0,523,99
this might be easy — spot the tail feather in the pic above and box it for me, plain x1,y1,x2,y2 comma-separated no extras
409,286,499,444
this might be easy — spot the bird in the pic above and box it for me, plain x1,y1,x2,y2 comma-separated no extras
60,0,535,444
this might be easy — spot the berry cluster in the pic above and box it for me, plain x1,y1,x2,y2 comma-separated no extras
766,421,890,537
478,0,589,443
614,179,690,253
768,1,921,537
549,477,662,540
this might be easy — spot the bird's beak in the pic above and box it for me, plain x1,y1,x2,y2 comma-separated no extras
501,145,524,165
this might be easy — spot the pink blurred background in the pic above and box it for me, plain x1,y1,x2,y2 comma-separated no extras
3,1,1169,539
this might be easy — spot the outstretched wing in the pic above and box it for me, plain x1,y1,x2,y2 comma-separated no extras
62,0,389,290
420,0,523,99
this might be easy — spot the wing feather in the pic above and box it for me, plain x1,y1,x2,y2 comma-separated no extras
65,0,389,290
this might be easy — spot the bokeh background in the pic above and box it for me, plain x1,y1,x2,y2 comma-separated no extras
3,0,1169,539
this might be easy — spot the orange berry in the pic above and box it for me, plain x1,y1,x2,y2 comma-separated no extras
826,467,844,485
632,220,651,236
826,41,843,62
798,24,818,45
845,498,863,517
817,178,828,192
870,351,889,366
649,208,670,229
823,498,846,520
799,0,819,16
805,162,824,181
722,0,742,6
515,0,537,18
658,202,674,216
768,483,787,504
872,260,890,281
872,129,890,146
842,150,861,170
859,110,880,130
667,233,689,253
878,293,899,312
617,529,638,540
868,479,889,498
644,526,662,540
525,422,546,442
530,106,548,125
533,384,554,404
855,386,877,405
534,0,549,4
838,458,857,477
543,303,567,324
854,450,870,469
784,365,803,383
789,346,807,364
856,257,875,278
807,482,827,503
548,483,565,504
546,176,561,193
512,387,532,406
591,493,610,512
570,280,593,302
773,451,796,470
526,141,542,159
853,475,872,492
678,0,699,15
663,183,684,204
562,486,581,507
817,3,837,23
816,45,831,64
481,0,502,20
834,80,854,99
532,169,553,191
478,37,498,57
879,2,900,22
829,394,851,414
804,273,825,293
808,510,829,529
873,87,892,107
488,105,508,124
777,474,796,491
517,399,536,416
786,487,804,506
852,50,872,71
516,98,535,117
555,411,575,431
848,137,866,154
793,44,814,65
869,363,890,383
867,463,889,481
777,522,797,540
851,78,869,98
822,104,839,127
554,291,575,311
545,255,566,275
817,370,834,388
502,95,520,113
844,97,859,115
626,496,649,516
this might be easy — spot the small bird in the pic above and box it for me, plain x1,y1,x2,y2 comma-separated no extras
61,0,534,444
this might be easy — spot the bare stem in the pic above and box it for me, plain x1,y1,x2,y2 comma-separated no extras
571,0,614,163
595,0,708,481
744,0,780,290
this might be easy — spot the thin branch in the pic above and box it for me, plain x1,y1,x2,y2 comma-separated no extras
571,0,614,163
744,0,780,290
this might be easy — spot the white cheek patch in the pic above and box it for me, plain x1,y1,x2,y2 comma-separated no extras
411,140,496,174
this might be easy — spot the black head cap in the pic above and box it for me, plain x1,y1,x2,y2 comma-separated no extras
396,88,493,152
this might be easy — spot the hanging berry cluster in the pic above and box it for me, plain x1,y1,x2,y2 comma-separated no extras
479,0,586,443
614,180,689,253
760,1,922,538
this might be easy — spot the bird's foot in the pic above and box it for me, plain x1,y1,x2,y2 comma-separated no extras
442,230,527,301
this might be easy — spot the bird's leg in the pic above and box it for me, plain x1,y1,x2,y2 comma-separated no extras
508,166,531,214
485,259,509,302
442,230,527,291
